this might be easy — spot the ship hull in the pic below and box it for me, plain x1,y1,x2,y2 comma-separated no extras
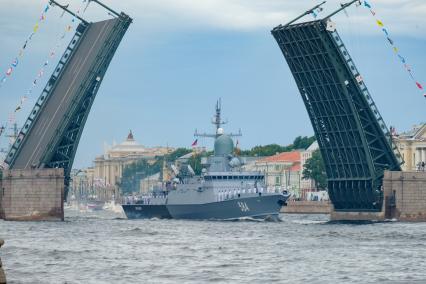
122,204,172,219
123,194,286,220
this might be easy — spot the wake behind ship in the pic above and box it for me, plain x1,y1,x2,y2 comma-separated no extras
122,101,289,220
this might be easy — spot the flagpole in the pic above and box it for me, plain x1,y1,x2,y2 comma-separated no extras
49,0,89,24
277,1,326,28
322,0,358,20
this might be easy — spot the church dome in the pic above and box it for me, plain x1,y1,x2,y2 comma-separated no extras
214,134,234,156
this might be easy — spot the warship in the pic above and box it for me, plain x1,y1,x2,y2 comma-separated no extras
122,100,290,220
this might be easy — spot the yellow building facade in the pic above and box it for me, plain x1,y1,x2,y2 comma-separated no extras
393,124,426,171
93,131,173,187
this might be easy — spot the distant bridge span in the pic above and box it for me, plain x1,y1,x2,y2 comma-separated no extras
271,7,402,211
5,1,132,198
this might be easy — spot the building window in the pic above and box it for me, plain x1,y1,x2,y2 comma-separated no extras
275,165,280,171
275,176,281,185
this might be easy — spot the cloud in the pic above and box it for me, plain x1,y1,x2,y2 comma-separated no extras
108,0,426,35
0,0,425,35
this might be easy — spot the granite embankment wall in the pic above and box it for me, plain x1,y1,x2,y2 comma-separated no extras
0,169,64,221
0,176,3,219
282,201,331,214
331,171,426,221
383,171,426,221
0,239,6,284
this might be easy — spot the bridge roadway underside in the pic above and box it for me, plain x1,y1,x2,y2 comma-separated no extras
12,19,118,169
271,20,401,212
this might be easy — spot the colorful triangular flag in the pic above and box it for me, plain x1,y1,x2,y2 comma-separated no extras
364,1,372,9
6,67,13,76
11,58,18,67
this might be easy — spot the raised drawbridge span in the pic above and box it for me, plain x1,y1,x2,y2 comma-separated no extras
271,2,403,212
4,0,132,198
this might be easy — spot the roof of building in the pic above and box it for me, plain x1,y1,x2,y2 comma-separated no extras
113,130,141,149
177,152,194,160
306,141,319,152
287,161,301,171
258,151,301,164
398,124,426,139
127,130,134,140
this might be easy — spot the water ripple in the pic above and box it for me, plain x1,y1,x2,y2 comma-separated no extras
1,210,426,283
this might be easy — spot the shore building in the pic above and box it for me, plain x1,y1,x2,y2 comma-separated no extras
393,124,426,171
93,131,174,187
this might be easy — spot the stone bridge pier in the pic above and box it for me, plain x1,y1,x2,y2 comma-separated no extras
0,239,5,284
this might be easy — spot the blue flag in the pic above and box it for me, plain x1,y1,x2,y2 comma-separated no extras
364,1,372,9
11,58,18,67
382,28,389,36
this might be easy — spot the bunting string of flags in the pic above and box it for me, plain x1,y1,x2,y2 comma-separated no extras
0,3,50,88
26,4,85,96
361,0,425,98
1,0,91,145
311,7,324,19
14,0,91,116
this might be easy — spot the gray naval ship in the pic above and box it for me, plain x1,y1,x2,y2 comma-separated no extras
122,101,289,220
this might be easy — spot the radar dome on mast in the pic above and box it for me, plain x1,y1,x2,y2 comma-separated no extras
214,134,234,156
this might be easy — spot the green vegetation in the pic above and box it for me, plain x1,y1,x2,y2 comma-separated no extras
302,149,327,190
120,158,163,195
240,136,316,156
120,136,317,194
120,148,205,195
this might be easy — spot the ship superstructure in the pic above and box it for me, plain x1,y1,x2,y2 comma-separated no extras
122,100,289,220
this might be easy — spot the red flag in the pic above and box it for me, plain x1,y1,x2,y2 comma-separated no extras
191,139,198,147
416,82,423,90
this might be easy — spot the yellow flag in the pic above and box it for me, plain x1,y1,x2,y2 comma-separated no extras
33,23,39,33
393,47,398,53
376,20,384,27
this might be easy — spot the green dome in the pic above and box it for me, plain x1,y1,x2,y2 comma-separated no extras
214,134,234,156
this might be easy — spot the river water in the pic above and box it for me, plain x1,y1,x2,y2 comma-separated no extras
1,209,426,284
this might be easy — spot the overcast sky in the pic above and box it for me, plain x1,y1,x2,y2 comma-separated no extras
0,0,425,168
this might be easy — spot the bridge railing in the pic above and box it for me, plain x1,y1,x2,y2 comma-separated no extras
328,28,404,167
4,23,89,166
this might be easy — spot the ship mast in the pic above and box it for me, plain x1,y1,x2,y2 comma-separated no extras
194,99,242,139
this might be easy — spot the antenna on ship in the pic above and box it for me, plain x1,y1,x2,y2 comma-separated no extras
212,98,227,133
194,99,242,139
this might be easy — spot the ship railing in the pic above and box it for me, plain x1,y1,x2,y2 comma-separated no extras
123,193,168,205
216,187,282,201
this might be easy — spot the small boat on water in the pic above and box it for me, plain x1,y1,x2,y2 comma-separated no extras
87,200,104,211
